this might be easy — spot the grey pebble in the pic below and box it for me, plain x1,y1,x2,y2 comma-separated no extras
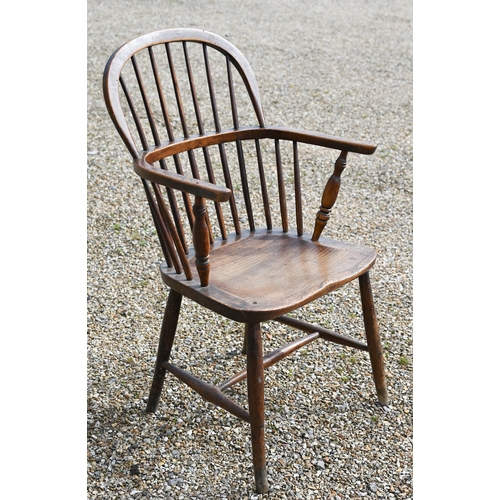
168,478,184,486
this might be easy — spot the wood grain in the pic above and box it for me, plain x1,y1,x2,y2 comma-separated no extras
160,229,376,323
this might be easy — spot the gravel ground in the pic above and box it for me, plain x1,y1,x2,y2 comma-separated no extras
87,0,412,498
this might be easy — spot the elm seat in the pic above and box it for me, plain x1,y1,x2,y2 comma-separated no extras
103,28,388,494
161,229,377,323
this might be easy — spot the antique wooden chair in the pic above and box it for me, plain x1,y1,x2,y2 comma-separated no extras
103,28,388,493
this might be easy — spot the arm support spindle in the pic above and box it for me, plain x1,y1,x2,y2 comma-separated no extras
193,196,211,286
312,150,348,241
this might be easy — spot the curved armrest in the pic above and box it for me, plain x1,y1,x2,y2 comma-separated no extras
143,126,377,162
263,127,377,155
133,155,232,203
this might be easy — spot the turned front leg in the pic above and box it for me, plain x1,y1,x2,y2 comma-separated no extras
312,150,347,241
246,323,269,493
193,195,210,286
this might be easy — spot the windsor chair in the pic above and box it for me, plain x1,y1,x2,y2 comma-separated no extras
103,28,388,493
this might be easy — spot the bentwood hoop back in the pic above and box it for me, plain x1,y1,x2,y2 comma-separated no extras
103,28,388,493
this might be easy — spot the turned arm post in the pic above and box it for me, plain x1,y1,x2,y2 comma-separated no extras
311,150,348,242
193,195,211,286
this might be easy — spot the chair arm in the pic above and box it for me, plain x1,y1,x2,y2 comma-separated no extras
134,154,232,288
261,127,378,240
133,155,232,203
142,126,376,162
263,127,377,155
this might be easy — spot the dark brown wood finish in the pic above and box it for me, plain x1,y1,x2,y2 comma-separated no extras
103,28,387,494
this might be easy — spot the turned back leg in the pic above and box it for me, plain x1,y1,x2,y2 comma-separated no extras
359,272,389,406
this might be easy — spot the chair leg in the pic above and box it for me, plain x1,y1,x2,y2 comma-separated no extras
245,322,269,493
146,289,182,413
241,327,247,355
358,272,389,406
